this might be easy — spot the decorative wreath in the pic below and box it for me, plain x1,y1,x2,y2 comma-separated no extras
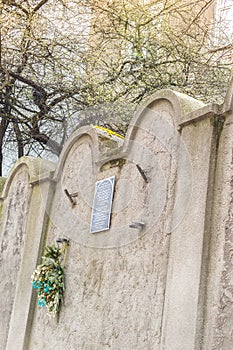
31,239,69,317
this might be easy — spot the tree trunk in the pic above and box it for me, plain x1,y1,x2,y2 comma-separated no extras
0,116,9,176
13,122,24,158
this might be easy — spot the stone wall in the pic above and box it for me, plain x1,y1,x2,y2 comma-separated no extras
0,84,233,350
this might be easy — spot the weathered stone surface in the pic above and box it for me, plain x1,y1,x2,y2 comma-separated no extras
27,95,179,349
0,165,30,350
161,117,216,350
202,115,233,350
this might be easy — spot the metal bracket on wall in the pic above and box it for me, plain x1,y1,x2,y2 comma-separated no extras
64,189,78,207
129,221,145,229
136,164,149,183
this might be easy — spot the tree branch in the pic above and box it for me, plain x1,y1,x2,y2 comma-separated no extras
3,0,28,16
33,0,49,13
8,70,47,94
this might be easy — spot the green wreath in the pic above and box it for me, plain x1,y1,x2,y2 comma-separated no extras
31,239,69,317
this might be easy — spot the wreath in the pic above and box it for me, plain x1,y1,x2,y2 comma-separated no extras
31,239,69,317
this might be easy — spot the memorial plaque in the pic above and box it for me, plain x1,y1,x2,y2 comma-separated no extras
90,176,115,233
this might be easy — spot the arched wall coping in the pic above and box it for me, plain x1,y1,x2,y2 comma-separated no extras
53,125,100,181
1,157,56,199
53,90,207,173
123,89,206,151
52,83,233,179
163,79,233,128
1,85,231,199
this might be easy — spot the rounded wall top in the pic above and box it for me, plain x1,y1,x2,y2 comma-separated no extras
136,89,205,118
53,125,100,181
124,89,206,147
1,157,56,199
53,89,207,175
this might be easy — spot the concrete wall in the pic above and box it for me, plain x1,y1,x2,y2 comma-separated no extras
0,84,233,350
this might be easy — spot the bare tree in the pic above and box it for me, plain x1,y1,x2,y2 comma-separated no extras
0,0,232,175
87,0,233,103
0,0,91,175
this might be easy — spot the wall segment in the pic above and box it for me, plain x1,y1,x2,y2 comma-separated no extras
0,85,232,350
